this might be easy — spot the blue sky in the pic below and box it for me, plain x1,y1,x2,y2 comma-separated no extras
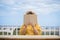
0,0,60,26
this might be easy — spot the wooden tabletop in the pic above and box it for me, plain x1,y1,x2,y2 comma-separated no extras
0,35,60,40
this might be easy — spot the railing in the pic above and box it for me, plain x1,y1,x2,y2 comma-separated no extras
0,26,60,36
41,26,60,36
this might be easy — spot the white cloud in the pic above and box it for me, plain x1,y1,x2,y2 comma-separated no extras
1,0,15,5
0,0,60,15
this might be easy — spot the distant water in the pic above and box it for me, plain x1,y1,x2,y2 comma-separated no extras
0,25,20,27
0,25,60,30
